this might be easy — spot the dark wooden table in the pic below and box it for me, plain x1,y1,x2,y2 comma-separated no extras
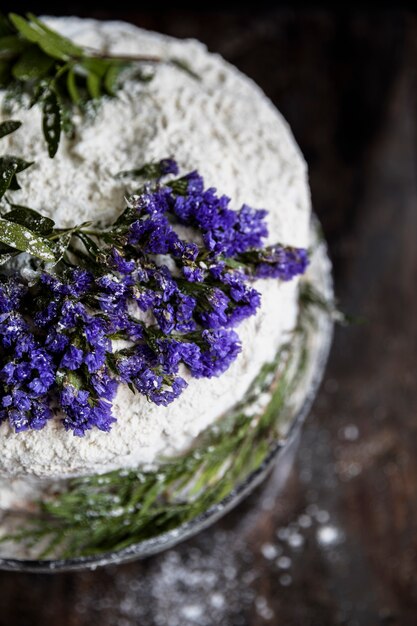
0,8,416,626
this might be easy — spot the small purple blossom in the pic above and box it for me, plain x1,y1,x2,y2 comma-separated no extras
129,213,180,254
0,279,26,314
254,246,309,280
61,345,84,370
196,287,230,329
184,329,242,378
159,158,179,176
110,249,136,275
60,385,115,436
183,266,204,282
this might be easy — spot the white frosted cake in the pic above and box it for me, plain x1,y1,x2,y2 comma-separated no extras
0,16,315,543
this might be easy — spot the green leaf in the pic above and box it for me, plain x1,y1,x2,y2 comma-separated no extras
112,206,138,227
0,219,56,261
28,80,47,108
0,35,27,56
75,231,102,259
0,154,31,197
42,88,61,158
9,13,82,61
59,102,75,137
66,67,81,104
0,60,10,86
65,369,83,390
169,57,200,81
12,45,55,80
0,14,13,37
116,162,168,180
86,70,101,99
0,162,17,198
223,257,245,270
3,205,55,235
7,175,20,191
26,13,83,57
81,57,110,79
0,155,33,173
52,232,72,264
0,119,21,138
104,62,127,96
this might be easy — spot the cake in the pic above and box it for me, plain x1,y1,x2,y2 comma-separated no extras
0,15,327,562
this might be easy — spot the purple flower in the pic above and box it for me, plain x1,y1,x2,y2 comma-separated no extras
129,214,179,254
135,188,171,216
172,195,199,223
179,242,199,262
69,268,94,296
230,204,268,253
40,269,92,298
31,403,53,430
110,249,136,275
196,288,230,329
159,158,179,176
183,266,204,282
0,279,26,314
0,314,29,349
61,345,84,370
0,363,16,385
60,384,115,436
35,301,59,327
153,303,176,334
90,399,116,432
254,246,309,280
84,317,108,345
219,271,261,326
149,376,187,406
59,300,88,329
91,370,118,401
84,348,107,373
184,329,241,378
183,171,204,194
150,266,178,301
45,331,69,353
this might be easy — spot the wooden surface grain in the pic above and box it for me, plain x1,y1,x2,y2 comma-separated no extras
0,9,415,626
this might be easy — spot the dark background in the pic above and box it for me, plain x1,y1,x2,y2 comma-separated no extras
0,5,416,626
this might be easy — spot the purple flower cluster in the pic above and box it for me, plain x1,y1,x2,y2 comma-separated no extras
0,160,308,436
0,279,54,432
252,245,309,280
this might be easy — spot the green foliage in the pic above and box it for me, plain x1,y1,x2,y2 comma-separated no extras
0,122,59,260
1,12,127,157
2,204,55,234
0,119,21,138
0,121,31,203
0,13,199,158
0,218,55,260
42,88,61,157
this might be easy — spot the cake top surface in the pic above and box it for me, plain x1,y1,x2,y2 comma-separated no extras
0,16,310,479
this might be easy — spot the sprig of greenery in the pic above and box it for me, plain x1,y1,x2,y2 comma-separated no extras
0,120,66,261
0,13,197,157
0,294,317,559
0,120,60,261
0,13,128,156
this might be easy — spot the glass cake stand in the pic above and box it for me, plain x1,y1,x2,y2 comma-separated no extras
0,216,334,573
